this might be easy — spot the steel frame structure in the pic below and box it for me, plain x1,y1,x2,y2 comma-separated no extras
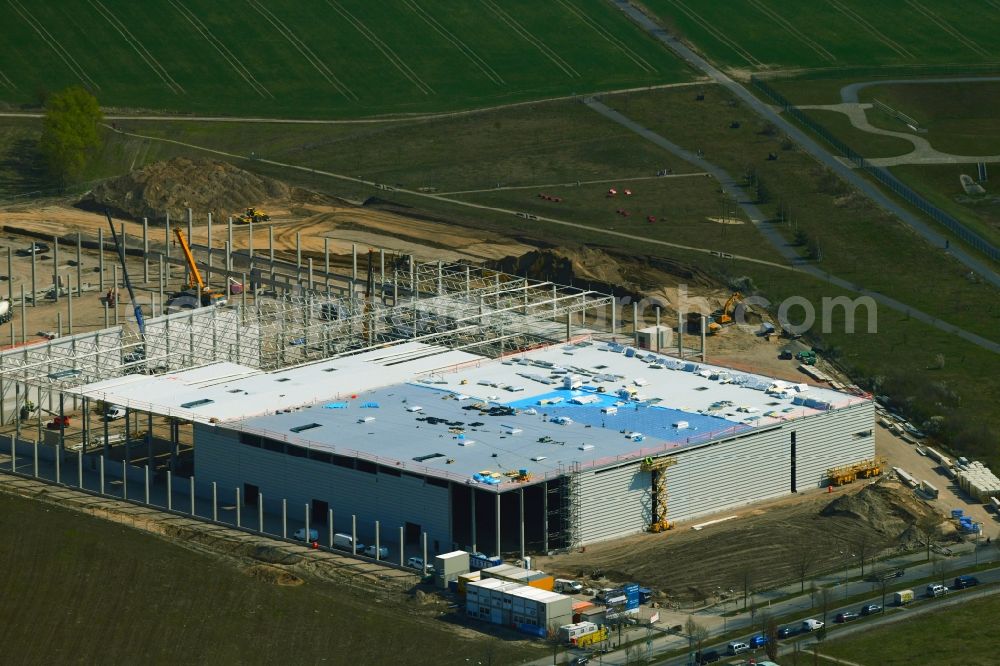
0,261,613,402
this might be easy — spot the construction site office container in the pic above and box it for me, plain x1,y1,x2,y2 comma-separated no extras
435,551,471,588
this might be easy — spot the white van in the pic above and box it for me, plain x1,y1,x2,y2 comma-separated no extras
555,579,584,594
927,583,948,597
727,641,750,655
333,533,364,553
801,618,825,631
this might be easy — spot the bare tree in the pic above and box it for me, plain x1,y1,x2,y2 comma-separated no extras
917,516,940,562
818,587,833,641
684,614,709,660
932,555,949,586
735,564,756,610
792,541,819,593
809,580,818,608
854,531,872,576
764,615,779,661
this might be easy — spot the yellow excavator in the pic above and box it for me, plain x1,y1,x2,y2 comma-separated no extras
707,292,743,334
173,229,226,306
237,207,270,224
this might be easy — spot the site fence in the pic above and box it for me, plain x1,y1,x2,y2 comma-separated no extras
750,76,1000,263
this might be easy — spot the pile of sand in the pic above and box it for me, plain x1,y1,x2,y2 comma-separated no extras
245,564,304,587
820,480,937,544
78,157,290,223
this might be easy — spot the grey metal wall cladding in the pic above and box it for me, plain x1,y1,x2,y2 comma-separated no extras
194,424,451,547
577,402,874,544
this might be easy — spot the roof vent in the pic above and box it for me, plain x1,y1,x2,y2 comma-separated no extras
290,423,322,433
180,398,214,409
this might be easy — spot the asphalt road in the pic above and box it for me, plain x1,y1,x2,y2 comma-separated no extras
840,77,1000,104
559,553,1000,666
608,0,1000,292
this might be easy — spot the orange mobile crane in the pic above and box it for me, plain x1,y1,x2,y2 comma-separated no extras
173,229,226,306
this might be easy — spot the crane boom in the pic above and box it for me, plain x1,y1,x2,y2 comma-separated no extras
106,210,145,336
173,228,205,290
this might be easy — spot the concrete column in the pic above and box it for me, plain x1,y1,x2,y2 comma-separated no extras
19,285,25,344
701,316,707,361
495,492,501,558
282,498,287,538
328,509,334,547
122,460,127,499
678,310,683,359
142,217,149,283
32,440,37,478
269,225,274,262
296,233,302,271
99,455,105,495
54,439,60,483
324,238,329,288
52,236,59,303
67,275,73,336
165,211,171,281
422,532,428,576
399,526,404,567
30,244,36,306
6,247,11,301
351,243,357,281
375,520,381,560
212,481,217,521
632,301,639,346
305,503,311,541
144,464,150,504
206,213,213,284
75,233,82,295
166,470,173,511
236,488,242,527
190,476,196,516
77,449,82,489
308,259,313,291
227,217,234,275
656,307,661,353
380,249,385,298
257,491,264,533
113,265,119,325
352,514,357,554
519,488,525,562
611,297,617,337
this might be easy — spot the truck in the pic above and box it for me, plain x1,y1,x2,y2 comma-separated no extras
893,589,914,606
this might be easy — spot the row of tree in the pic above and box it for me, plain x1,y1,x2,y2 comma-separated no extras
38,86,103,184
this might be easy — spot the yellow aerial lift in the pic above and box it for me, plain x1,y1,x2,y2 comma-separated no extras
826,456,887,486
641,456,677,532
173,229,226,306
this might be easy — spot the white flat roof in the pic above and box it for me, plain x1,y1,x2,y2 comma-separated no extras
69,342,483,423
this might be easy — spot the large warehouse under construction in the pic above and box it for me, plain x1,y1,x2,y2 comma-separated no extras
0,255,874,561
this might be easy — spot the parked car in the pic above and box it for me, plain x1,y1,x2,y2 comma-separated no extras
801,618,824,632
778,349,793,360
364,544,389,559
777,625,799,639
569,657,590,666
750,634,768,647
954,575,979,589
927,584,948,597
293,528,319,542
104,405,126,420
17,242,49,256
859,603,882,616
406,556,425,570
726,641,750,655
694,649,721,664
835,611,859,623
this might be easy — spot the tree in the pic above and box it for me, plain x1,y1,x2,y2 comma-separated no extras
764,615,779,661
685,615,709,657
735,564,756,610
854,532,871,577
792,541,819,593
818,587,832,641
917,516,940,562
38,86,103,184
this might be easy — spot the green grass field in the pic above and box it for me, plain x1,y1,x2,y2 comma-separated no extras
0,0,692,118
819,593,1000,666
644,0,1000,72
0,493,534,665
798,109,914,158
858,81,1000,155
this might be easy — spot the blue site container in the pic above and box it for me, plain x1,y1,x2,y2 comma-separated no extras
638,588,652,604
626,598,640,610
951,509,964,518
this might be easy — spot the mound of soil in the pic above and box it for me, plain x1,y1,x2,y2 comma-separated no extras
820,480,937,543
245,564,304,587
78,157,290,222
